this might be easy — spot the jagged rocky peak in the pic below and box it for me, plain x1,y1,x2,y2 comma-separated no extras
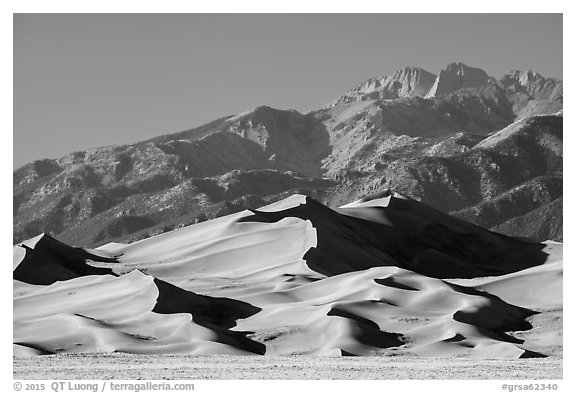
327,66,437,106
500,69,562,100
442,62,490,81
509,69,545,85
501,69,547,90
426,62,490,98
387,66,437,98
327,62,497,106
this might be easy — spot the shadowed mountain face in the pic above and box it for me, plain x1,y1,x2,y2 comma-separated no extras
426,62,490,98
13,62,562,247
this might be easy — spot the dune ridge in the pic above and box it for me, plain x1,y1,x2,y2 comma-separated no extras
13,192,562,358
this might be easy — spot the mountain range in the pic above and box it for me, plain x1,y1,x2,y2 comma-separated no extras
13,62,563,247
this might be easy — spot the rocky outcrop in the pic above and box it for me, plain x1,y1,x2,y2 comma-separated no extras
426,62,491,98
329,66,437,105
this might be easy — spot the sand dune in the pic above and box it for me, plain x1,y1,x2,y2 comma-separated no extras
13,193,562,358
14,270,264,355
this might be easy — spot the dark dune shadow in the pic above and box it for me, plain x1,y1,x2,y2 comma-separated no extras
238,194,549,279
374,277,418,291
14,234,117,284
520,350,548,358
443,333,467,343
152,279,261,329
446,281,540,350
152,279,265,355
328,307,405,350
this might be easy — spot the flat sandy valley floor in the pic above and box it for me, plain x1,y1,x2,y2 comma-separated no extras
14,354,562,380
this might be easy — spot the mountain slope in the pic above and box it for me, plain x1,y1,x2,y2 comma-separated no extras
13,62,562,246
322,112,562,238
13,106,333,246
491,198,563,242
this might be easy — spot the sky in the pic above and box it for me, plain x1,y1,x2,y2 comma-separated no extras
13,13,563,168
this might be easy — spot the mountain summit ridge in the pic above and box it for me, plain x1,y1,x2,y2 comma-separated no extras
324,61,560,112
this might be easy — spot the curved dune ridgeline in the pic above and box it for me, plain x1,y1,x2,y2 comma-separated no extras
13,193,562,358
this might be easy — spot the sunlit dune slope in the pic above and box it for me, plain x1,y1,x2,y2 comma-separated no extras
13,193,562,358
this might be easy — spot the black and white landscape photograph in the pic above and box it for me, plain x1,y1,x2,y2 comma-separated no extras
12,11,565,382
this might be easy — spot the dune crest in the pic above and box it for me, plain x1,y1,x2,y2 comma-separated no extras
13,193,562,358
